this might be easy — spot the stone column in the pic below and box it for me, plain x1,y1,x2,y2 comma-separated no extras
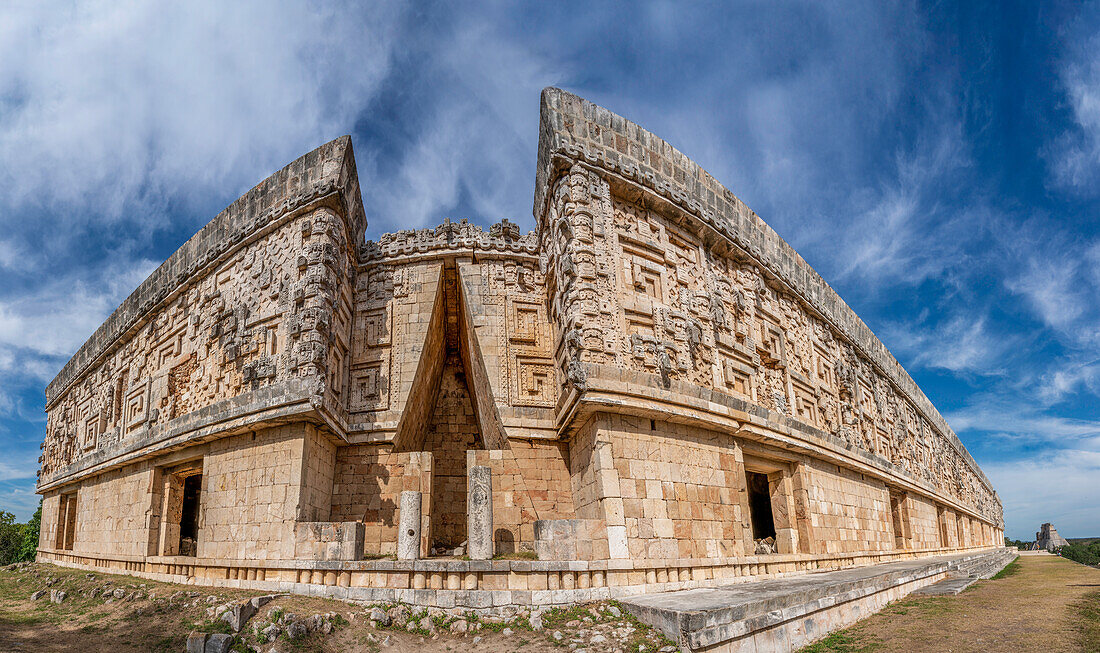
468,465,494,560
769,470,799,555
397,491,422,561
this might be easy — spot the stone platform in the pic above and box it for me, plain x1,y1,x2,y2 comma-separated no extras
911,547,1017,596
620,548,1014,652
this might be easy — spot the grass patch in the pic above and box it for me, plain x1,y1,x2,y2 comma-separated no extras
0,611,49,626
1073,588,1100,652
147,635,181,653
541,604,596,627
895,597,958,617
990,560,1021,580
195,616,234,635
796,631,880,653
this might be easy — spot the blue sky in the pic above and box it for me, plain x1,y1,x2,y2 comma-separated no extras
0,1,1097,541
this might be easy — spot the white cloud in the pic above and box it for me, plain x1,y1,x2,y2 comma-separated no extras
0,259,157,362
882,313,1009,377
0,484,42,521
0,1,401,236
1048,31,1100,195
950,404,1100,443
984,449,1100,539
1005,254,1087,335
361,14,562,233
0,454,38,483
831,124,976,288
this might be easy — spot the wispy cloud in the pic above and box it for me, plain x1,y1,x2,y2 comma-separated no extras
881,313,1011,377
984,448,1100,538
0,259,156,362
358,11,562,232
949,402,1100,443
0,1,402,253
1047,26,1100,196
0,483,41,518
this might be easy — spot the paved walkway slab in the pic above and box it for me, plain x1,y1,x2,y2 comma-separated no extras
620,549,1012,651
908,576,976,596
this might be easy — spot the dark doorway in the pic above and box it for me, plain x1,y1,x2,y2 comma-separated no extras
889,490,910,549
746,471,776,540
179,474,202,557
55,492,77,551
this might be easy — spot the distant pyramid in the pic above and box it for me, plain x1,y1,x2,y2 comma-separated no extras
1031,523,1070,551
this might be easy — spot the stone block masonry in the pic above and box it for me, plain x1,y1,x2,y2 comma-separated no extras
35,88,1003,650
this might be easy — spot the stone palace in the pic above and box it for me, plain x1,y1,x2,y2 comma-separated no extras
34,89,1005,647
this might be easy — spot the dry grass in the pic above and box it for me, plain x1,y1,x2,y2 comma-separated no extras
796,555,1100,653
1073,588,1100,652
0,562,672,652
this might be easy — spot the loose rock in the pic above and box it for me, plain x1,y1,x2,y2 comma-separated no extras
285,620,308,640
261,623,281,642
370,607,391,626
185,631,206,653
204,633,233,653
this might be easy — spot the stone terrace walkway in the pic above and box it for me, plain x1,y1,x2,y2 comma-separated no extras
620,550,1009,651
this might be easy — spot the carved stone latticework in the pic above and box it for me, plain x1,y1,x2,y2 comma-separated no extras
33,90,1003,614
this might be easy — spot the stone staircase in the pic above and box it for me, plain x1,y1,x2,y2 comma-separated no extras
950,547,1019,579
910,547,1018,596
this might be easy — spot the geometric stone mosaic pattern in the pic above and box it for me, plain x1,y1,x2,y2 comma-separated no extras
34,90,1003,612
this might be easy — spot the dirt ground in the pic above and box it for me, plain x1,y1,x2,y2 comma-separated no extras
5,555,1097,652
798,553,1100,653
0,562,675,652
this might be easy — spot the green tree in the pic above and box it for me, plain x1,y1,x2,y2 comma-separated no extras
1060,543,1100,567
0,511,23,565
17,501,41,562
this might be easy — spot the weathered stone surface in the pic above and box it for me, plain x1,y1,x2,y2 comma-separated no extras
397,491,422,561
369,607,391,626
31,89,1004,653
622,549,1015,650
220,597,260,632
467,466,493,560
1033,522,1070,551
286,620,308,640
185,631,206,653
204,633,233,653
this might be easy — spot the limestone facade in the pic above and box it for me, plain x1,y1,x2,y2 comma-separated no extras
35,89,1003,607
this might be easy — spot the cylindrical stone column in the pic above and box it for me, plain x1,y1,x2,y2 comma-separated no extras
468,465,494,560
398,490,422,560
